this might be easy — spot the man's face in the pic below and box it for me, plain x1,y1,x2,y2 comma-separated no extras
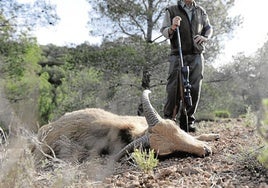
184,0,193,5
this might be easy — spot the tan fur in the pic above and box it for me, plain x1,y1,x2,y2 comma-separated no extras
195,134,220,141
33,108,148,162
33,108,219,162
149,119,214,157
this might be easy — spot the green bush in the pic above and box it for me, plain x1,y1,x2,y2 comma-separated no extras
38,71,55,125
239,106,256,127
258,147,268,168
214,110,230,118
196,112,216,122
132,148,158,173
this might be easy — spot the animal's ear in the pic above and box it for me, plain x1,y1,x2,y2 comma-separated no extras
149,133,175,155
148,121,179,155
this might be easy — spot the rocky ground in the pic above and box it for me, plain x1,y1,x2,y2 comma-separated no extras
103,119,268,188
1,118,268,188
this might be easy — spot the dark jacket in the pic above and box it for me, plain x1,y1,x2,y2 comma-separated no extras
167,1,211,55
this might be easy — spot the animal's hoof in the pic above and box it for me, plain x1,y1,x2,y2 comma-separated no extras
204,146,212,156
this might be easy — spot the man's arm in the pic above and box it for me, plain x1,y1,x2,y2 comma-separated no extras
204,26,213,39
194,9,213,44
201,9,213,39
160,10,181,39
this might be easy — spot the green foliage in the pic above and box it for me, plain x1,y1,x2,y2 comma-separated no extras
89,0,171,41
0,0,249,130
3,40,42,102
0,13,13,41
1,42,26,77
230,145,268,179
200,63,253,118
199,81,222,113
217,50,267,114
132,148,158,173
41,65,66,86
257,99,268,168
239,106,256,127
38,72,54,125
196,112,216,122
66,41,168,115
70,41,147,75
89,0,240,64
52,67,104,120
0,38,54,125
214,110,230,118
0,0,59,37
199,0,241,62
263,99,268,125
258,147,268,168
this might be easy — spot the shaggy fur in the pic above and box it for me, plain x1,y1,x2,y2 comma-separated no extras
33,108,219,163
34,108,148,162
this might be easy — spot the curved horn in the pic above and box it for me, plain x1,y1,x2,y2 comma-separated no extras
142,90,161,127
113,135,150,162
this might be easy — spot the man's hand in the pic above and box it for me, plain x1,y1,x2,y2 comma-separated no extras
194,35,208,44
171,16,181,30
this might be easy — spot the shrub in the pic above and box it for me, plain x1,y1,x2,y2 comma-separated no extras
214,110,230,118
257,99,268,168
196,112,216,122
239,106,256,127
131,148,158,173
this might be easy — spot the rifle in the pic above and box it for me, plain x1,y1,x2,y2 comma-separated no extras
172,26,192,132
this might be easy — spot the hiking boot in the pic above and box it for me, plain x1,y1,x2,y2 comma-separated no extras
180,124,196,132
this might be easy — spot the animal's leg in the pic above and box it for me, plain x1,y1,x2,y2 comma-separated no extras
195,134,220,141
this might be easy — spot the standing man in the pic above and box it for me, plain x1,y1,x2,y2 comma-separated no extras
160,0,213,132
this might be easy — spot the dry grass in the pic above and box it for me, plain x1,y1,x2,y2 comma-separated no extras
0,117,267,188
0,131,116,188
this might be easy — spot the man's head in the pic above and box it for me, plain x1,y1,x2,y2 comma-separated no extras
185,0,194,4
181,0,194,5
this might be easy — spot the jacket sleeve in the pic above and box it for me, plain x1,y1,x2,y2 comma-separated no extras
201,9,213,37
160,10,175,39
